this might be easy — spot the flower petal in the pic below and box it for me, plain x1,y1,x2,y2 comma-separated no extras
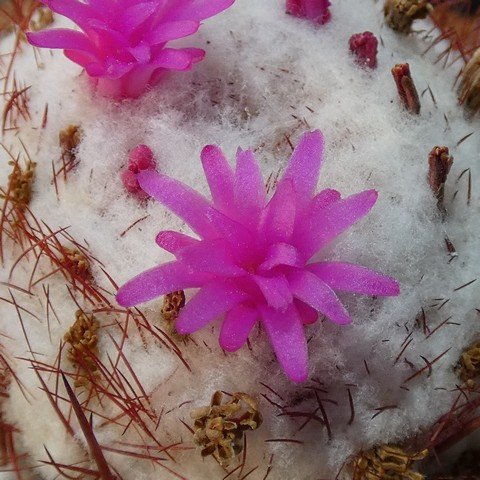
308,262,400,296
116,261,210,307
252,274,292,310
295,299,318,325
27,29,96,53
235,149,266,227
262,179,296,244
146,20,200,45
178,239,245,276
259,243,302,271
164,0,235,22
201,145,235,213
295,189,378,260
219,304,258,352
261,304,308,383
119,2,158,32
281,130,324,210
311,188,341,210
46,0,98,29
137,170,217,239
176,282,247,334
155,231,199,254
289,270,352,325
151,48,196,70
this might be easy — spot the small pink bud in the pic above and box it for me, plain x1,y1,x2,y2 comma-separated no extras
286,0,331,25
349,32,378,69
122,144,156,198
128,145,156,173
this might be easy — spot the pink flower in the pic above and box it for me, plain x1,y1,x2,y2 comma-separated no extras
26,0,235,98
116,131,399,382
121,144,156,197
286,0,331,25
349,32,378,69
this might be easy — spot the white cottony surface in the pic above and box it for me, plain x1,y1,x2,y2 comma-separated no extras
1,0,480,479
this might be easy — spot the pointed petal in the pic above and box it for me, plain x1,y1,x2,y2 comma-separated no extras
27,29,96,53
295,299,318,325
46,0,98,29
219,304,258,352
116,261,210,307
201,145,235,213
262,179,296,244
151,48,195,70
289,270,352,325
146,20,200,44
119,2,158,32
308,262,400,296
234,149,266,227
64,50,103,74
281,130,324,210
164,0,235,22
311,188,341,209
178,239,244,276
259,243,302,271
295,189,378,259
175,282,247,334
252,275,292,310
155,231,199,254
261,304,308,383
137,170,217,238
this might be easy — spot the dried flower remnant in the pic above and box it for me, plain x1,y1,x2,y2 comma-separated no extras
161,290,188,342
64,310,100,387
459,48,480,114
190,391,262,466
457,342,480,389
1,160,36,210
384,0,432,33
286,0,331,24
392,64,421,114
349,32,378,69
121,145,156,197
62,247,92,282
428,146,453,211
28,5,54,32
59,124,82,163
26,0,235,98
116,130,400,382
352,445,428,480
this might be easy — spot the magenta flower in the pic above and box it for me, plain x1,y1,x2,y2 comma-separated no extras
26,0,235,98
116,131,399,382
349,32,378,69
286,0,331,25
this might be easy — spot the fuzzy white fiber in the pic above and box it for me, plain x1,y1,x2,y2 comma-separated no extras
1,0,480,479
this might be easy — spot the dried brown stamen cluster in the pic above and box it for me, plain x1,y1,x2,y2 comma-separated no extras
61,247,92,281
456,342,480,389
64,310,100,387
161,291,188,341
459,48,480,114
352,445,428,480
29,6,54,32
428,146,453,212
384,0,432,33
392,64,421,114
190,391,262,466
2,160,36,210
59,124,82,160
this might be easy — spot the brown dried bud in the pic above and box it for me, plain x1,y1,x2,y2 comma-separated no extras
64,310,100,387
2,161,36,209
190,391,262,466
62,247,92,281
392,63,421,114
459,48,480,114
457,342,480,387
353,445,428,480
29,6,54,31
161,291,186,322
59,124,82,165
428,146,453,210
384,0,432,33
